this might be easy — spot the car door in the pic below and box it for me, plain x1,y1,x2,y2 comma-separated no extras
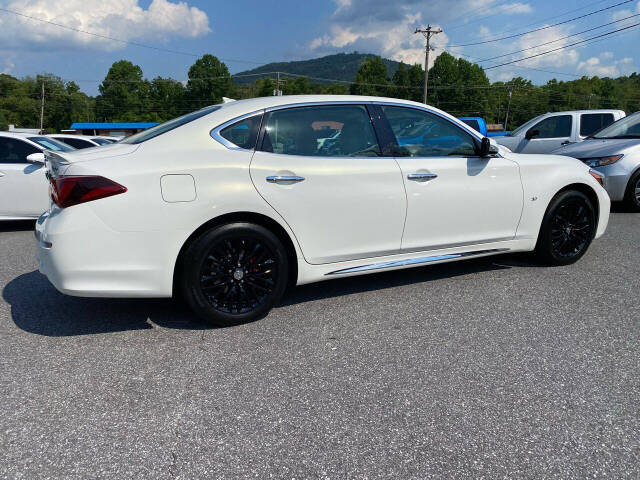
519,114,573,154
250,103,406,264
0,137,49,218
378,105,523,252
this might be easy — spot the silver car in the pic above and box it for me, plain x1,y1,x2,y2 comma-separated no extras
553,112,640,211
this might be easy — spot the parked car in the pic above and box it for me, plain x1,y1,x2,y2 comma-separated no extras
494,110,625,154
48,134,105,149
0,132,74,220
93,136,121,144
553,111,640,211
35,96,609,326
458,117,509,138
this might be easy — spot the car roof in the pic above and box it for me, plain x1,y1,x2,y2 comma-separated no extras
542,109,625,115
49,134,98,139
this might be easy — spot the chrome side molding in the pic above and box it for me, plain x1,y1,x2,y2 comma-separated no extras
325,248,509,275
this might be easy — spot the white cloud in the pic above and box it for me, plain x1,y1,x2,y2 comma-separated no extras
310,0,531,69
515,25,579,68
577,52,635,77
0,0,211,51
1,58,15,74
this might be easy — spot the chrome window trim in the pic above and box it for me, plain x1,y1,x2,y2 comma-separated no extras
210,109,264,151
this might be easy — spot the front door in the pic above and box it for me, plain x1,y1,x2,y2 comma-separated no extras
250,104,406,265
0,138,48,218
519,114,573,154
379,105,523,252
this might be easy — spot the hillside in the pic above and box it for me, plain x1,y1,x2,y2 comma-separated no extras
234,52,403,83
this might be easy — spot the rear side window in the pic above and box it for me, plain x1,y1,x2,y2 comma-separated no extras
260,105,381,157
580,113,614,136
531,115,572,138
219,114,262,150
0,137,39,163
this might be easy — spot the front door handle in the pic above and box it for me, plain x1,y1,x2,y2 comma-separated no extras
407,173,437,182
0,172,4,177
266,175,305,184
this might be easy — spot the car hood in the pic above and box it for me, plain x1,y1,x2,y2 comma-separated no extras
552,138,640,158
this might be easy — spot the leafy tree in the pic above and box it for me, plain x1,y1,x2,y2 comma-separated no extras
186,54,233,109
350,57,389,96
96,60,151,122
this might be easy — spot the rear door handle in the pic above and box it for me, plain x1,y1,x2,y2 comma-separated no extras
407,173,437,182
0,171,4,178
561,140,573,145
266,175,305,184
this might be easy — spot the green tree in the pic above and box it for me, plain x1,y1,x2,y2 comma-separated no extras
350,56,389,96
96,60,151,122
186,54,233,109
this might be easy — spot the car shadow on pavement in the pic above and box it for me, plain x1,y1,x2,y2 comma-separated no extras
5,257,512,337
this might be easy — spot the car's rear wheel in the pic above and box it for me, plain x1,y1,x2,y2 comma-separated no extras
623,170,640,212
535,190,596,266
181,223,288,327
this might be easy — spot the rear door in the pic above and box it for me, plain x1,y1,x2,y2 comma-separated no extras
0,138,48,218
520,114,573,153
250,103,406,264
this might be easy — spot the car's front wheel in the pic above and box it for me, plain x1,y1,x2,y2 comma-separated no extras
623,170,640,212
535,190,596,266
180,223,289,327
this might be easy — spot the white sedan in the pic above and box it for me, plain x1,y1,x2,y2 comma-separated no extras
0,132,74,220
35,95,610,326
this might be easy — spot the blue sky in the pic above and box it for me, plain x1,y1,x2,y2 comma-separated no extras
0,0,639,95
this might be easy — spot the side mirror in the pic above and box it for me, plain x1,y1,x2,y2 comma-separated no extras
479,137,499,157
525,129,539,140
26,152,45,164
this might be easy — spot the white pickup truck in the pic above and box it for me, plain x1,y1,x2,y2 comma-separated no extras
494,109,625,154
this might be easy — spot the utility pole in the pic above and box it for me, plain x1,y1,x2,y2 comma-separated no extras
273,71,282,96
504,84,513,131
39,80,45,134
415,26,442,104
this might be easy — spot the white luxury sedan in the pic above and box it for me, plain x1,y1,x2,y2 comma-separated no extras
0,132,75,220
35,95,610,326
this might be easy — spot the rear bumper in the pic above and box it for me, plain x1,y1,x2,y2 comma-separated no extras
35,208,185,298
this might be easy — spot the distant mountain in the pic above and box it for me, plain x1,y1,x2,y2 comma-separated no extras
234,53,403,84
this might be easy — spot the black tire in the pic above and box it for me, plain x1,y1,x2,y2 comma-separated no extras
623,170,640,212
534,190,596,266
180,223,288,327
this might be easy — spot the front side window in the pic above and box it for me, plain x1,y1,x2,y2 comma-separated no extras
580,113,614,136
218,114,262,150
461,119,480,132
28,137,74,151
0,137,40,163
382,106,477,157
530,115,572,139
260,105,381,157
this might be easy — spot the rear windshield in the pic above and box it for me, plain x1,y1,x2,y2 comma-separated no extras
27,136,75,151
121,105,221,144
92,138,113,145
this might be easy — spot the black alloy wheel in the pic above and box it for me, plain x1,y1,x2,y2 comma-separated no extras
535,190,596,266
181,223,288,326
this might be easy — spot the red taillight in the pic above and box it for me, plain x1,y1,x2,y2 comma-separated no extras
50,175,127,208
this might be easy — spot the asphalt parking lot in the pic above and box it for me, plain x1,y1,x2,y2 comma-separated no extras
1,211,639,479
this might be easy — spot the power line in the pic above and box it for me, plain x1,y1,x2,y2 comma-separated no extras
484,21,640,69
447,0,634,47
475,12,640,63
0,7,265,66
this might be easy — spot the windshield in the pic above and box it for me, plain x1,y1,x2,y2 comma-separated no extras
510,115,545,137
592,113,640,139
92,138,113,145
121,105,221,144
27,136,75,151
